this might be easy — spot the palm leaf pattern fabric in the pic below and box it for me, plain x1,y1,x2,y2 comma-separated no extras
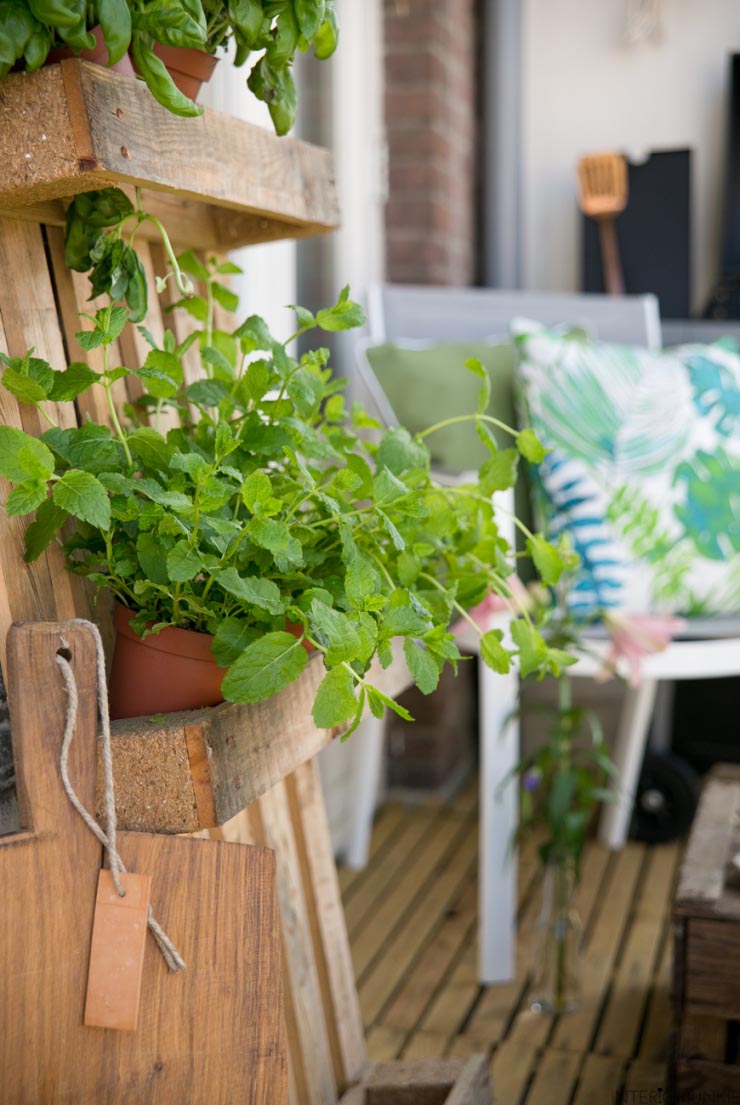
514,320,740,616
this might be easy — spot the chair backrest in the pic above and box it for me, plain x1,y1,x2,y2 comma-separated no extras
367,283,662,349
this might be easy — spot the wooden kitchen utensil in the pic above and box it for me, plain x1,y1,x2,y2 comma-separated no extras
0,621,288,1105
578,152,628,296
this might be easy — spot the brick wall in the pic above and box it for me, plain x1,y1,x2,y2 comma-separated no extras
384,0,479,285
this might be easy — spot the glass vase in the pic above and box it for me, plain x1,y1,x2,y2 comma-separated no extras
529,853,582,1014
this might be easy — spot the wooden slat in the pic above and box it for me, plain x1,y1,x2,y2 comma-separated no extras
638,920,673,1062
551,844,645,1054
338,805,408,897
0,219,92,671
103,644,410,834
0,61,339,251
444,1056,491,1105
252,779,338,1105
287,759,366,1088
366,1026,407,1062
345,807,439,936
571,1053,625,1105
595,844,680,1057
524,1047,581,1105
1,622,287,1104
675,776,739,915
505,844,612,1051
489,1040,537,1105
359,825,477,1027
381,879,477,1031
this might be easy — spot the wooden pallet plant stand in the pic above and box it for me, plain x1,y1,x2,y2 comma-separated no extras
673,763,740,1098
0,63,491,1104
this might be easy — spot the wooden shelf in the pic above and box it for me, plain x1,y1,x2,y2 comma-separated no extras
101,645,410,835
0,60,339,249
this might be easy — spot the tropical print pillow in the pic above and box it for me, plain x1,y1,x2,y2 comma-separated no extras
514,319,740,617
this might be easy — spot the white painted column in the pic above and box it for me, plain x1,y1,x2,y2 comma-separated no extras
199,49,297,336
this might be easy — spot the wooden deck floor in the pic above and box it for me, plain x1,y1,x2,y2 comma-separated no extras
339,779,680,1105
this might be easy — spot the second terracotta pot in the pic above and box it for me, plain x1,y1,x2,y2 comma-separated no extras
108,604,225,720
47,25,135,76
153,44,218,101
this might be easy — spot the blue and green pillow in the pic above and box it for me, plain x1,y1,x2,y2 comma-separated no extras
514,319,740,616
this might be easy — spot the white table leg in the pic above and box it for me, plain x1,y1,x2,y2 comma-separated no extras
344,715,386,870
598,678,658,850
478,657,519,984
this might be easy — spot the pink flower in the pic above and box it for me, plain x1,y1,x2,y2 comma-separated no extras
597,612,686,687
453,576,532,636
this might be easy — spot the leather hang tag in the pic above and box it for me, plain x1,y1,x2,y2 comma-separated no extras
84,869,152,1032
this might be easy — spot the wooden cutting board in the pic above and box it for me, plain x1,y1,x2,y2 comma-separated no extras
0,621,288,1105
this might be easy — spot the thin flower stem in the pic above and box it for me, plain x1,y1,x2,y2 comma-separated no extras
418,412,517,441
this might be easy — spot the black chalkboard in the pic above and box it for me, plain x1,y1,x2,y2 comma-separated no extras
582,148,691,320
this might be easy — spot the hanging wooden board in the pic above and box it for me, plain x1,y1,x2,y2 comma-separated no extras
0,61,339,251
0,622,288,1105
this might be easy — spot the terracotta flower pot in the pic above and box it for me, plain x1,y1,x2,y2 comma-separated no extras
108,604,225,720
152,44,218,101
47,25,135,76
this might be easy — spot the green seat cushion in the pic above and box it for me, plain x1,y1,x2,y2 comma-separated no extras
364,341,518,473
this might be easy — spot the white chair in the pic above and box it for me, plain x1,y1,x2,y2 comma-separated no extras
572,619,740,849
344,284,660,985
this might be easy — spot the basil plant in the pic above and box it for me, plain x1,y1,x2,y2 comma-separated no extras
0,190,575,733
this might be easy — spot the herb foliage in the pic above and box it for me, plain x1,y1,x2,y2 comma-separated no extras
0,187,575,732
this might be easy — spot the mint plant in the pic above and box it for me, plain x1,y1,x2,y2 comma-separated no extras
0,190,574,732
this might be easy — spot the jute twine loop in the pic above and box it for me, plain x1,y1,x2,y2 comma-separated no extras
56,619,186,973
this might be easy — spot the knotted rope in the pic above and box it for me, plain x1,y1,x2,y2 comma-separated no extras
56,619,186,973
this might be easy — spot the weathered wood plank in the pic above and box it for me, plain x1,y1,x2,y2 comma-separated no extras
103,645,409,834
1,622,287,1105
287,759,366,1088
675,775,739,916
0,61,339,250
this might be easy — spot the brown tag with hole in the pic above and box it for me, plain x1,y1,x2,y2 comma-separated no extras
84,869,151,1032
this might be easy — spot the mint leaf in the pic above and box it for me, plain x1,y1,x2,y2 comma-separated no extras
309,599,360,665
312,665,359,728
345,553,377,608
378,427,429,475
315,287,366,332
403,638,440,694
526,534,565,586
5,482,47,516
516,428,546,464
48,363,97,402
242,470,273,513
366,684,414,722
465,357,491,414
136,532,169,584
24,498,68,561
128,428,173,471
480,628,510,674
52,470,110,530
479,449,519,495
212,617,261,666
215,568,287,615
234,314,272,351
135,350,184,399
0,427,55,482
166,540,202,582
511,619,548,678
221,632,308,703
2,366,49,404
249,517,303,569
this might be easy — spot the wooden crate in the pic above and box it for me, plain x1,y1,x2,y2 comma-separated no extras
673,763,740,1097
342,1057,490,1104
